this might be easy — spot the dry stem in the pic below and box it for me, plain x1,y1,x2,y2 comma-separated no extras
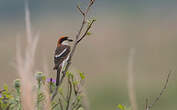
127,48,138,110
145,71,172,110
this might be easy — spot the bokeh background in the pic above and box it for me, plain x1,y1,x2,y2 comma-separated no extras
0,0,177,110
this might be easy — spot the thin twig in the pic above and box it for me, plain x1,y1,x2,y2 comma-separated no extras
71,82,83,109
59,98,64,110
72,96,80,110
51,86,58,101
145,98,149,110
66,77,72,110
145,71,172,110
77,5,85,16
51,103,58,110
85,0,95,15
71,76,78,95
51,97,63,110
77,19,95,44
75,104,82,110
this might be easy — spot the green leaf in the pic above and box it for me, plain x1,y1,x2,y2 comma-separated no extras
117,104,125,110
79,72,85,80
87,17,96,25
77,95,82,101
86,32,92,36
73,81,79,85
38,92,45,102
66,71,71,76
42,75,46,85
58,87,63,94
35,72,44,82
66,71,70,76
125,106,131,110
14,79,20,89
93,18,96,22
3,84,8,92
78,107,84,110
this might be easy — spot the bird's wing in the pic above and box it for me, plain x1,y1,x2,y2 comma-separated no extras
55,48,67,58
54,45,70,59
54,45,71,70
53,45,70,70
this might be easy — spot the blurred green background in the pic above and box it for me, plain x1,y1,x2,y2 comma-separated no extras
0,0,177,110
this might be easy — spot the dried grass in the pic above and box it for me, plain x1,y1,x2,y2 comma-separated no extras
15,1,39,109
127,48,138,110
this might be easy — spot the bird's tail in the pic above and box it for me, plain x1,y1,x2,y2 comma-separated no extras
56,66,62,86
53,64,59,70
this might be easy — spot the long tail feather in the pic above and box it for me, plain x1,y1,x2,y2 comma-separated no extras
56,66,62,86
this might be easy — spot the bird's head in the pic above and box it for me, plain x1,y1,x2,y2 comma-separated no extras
57,36,73,47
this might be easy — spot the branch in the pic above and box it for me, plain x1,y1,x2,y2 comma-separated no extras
77,19,96,44
145,71,172,110
51,0,95,101
85,0,95,15
57,0,95,86
59,98,64,110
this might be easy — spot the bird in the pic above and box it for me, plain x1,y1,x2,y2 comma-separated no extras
53,36,73,86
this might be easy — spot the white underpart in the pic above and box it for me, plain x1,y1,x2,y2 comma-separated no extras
61,55,70,72
55,48,67,58
62,40,69,45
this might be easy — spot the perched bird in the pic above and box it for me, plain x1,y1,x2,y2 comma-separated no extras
53,36,73,86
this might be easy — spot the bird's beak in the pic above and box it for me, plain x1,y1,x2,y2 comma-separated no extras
67,39,73,42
